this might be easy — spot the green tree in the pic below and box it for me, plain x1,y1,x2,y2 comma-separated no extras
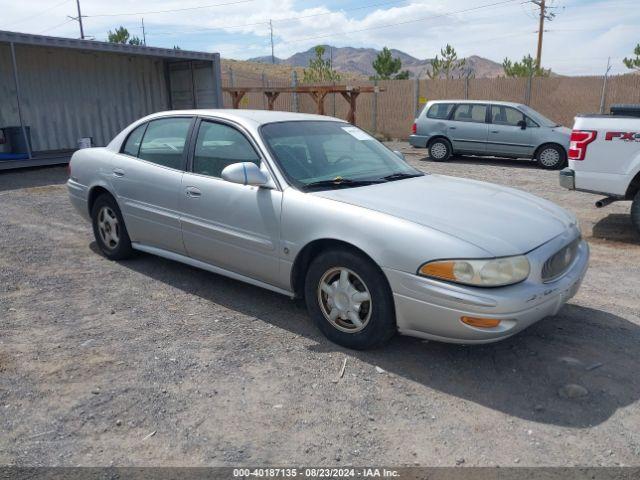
371,47,410,80
427,44,466,79
302,46,341,83
502,54,550,77
107,26,143,45
623,43,640,71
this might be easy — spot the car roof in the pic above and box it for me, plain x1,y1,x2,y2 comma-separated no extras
145,109,345,127
429,99,525,108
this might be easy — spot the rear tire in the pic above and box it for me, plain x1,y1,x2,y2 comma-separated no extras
631,191,640,234
536,144,566,170
91,193,134,260
304,249,396,350
428,138,452,162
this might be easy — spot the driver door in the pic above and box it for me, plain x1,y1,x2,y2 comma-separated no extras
179,118,283,287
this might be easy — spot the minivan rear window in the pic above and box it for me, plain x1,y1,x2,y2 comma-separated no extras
426,103,455,119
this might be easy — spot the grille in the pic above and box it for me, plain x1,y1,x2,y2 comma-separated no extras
542,237,581,283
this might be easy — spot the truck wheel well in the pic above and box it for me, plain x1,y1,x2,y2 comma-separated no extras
87,186,112,215
626,170,640,199
290,239,378,299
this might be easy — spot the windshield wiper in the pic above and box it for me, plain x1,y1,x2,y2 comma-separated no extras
380,172,423,182
303,177,385,190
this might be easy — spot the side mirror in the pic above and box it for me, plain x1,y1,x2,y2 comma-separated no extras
221,162,270,187
517,120,527,130
393,150,405,160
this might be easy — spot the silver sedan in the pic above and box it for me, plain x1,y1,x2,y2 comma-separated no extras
68,110,589,349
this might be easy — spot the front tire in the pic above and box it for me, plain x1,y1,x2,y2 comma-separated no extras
304,249,396,350
632,191,640,234
536,144,566,170
428,138,452,162
91,193,134,260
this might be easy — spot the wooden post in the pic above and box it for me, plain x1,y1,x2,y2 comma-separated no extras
308,90,328,115
229,90,245,109
340,90,360,125
264,92,280,110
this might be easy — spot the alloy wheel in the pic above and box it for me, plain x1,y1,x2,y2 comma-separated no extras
317,267,372,333
97,206,120,250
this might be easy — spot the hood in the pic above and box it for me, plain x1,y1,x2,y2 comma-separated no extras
313,175,575,256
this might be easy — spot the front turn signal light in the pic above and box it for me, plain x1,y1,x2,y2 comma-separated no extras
461,316,502,328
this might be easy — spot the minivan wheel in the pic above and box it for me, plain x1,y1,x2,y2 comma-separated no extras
631,191,640,234
304,249,396,350
428,138,452,162
91,193,134,260
536,144,566,170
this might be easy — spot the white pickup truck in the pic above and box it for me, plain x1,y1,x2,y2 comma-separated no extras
560,105,640,233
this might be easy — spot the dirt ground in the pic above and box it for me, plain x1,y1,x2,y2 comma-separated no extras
1,146,639,467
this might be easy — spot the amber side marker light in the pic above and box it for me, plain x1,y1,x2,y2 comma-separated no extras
461,316,501,328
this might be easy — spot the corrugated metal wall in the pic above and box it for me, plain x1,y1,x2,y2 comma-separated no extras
0,44,170,152
168,60,218,109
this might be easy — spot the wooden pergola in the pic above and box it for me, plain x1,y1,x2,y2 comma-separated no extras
221,85,383,124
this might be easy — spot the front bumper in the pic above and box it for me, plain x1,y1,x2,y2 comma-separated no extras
559,168,575,190
384,229,589,344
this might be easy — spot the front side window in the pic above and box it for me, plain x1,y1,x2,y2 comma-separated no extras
138,117,192,169
261,121,422,190
427,103,455,119
491,105,525,127
122,123,146,157
452,104,487,123
193,121,260,178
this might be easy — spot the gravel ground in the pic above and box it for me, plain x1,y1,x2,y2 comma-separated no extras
0,146,639,467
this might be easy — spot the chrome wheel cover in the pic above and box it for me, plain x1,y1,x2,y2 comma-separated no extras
539,147,560,167
430,142,448,159
317,267,372,333
97,206,120,250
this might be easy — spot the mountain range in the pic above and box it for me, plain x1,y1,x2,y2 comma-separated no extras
247,45,505,79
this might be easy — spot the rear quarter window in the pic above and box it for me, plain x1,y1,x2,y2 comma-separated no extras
426,103,455,119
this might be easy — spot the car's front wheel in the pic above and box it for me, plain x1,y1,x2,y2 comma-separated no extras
304,249,396,349
428,138,452,162
536,144,566,170
91,193,134,260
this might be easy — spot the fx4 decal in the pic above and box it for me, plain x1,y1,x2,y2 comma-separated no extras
605,131,640,142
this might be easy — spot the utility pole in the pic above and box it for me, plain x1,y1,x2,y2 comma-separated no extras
269,20,275,64
75,0,85,39
531,0,556,69
141,18,147,45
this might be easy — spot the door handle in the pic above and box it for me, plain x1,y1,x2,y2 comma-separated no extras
112,168,125,177
185,186,201,198
490,130,499,133
449,126,457,130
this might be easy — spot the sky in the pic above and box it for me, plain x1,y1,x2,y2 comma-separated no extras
1,0,638,76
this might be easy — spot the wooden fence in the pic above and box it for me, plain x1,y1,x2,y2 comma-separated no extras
221,71,640,140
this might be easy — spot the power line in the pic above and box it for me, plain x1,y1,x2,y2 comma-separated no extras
137,0,410,37
38,18,75,34
84,0,255,18
3,0,72,29
283,0,523,45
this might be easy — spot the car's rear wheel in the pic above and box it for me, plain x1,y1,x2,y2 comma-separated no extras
304,249,396,350
631,191,640,234
428,138,452,162
536,144,566,170
91,193,134,260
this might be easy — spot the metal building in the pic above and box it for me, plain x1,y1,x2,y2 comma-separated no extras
0,30,223,170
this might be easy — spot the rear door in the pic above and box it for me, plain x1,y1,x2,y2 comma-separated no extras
486,105,533,157
447,103,489,153
110,116,193,254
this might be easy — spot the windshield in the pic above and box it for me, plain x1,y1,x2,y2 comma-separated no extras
519,105,560,127
260,121,423,190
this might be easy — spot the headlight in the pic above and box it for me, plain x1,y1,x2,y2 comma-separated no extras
418,255,530,287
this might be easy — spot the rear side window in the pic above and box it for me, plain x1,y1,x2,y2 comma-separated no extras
426,103,454,119
122,124,146,157
453,104,487,123
138,117,192,169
